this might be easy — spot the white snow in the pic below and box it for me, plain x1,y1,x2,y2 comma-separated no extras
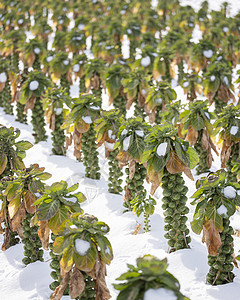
155,98,162,104
237,190,240,195
223,27,229,33
156,142,168,157
203,49,213,58
141,89,147,95
121,129,127,136
46,56,54,62
29,80,39,91
223,186,236,199
217,205,228,217
127,29,132,35
63,60,69,65
105,141,115,150
75,239,91,256
141,56,151,67
34,47,41,54
0,72,7,83
73,64,80,72
135,130,144,137
54,108,63,115
205,112,210,119
182,81,189,87
78,24,85,30
105,246,111,255
70,225,78,229
144,288,177,300
18,19,24,24
108,129,113,138
230,126,238,135
90,105,100,110
210,75,216,82
123,136,131,151
223,76,229,86
1,2,240,300
65,196,77,203
82,116,92,124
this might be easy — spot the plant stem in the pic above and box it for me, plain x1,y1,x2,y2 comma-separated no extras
108,149,123,194
162,169,191,252
81,124,100,179
31,97,48,143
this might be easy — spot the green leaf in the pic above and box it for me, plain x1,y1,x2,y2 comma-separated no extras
152,151,170,173
175,142,188,166
36,172,52,180
66,183,79,193
53,235,72,255
36,200,59,221
50,181,67,193
60,246,74,273
128,134,145,160
192,114,204,131
4,182,22,201
205,205,223,231
48,206,69,234
73,243,97,272
186,146,199,169
95,234,113,265
115,283,141,300
136,256,168,276
15,141,33,151
73,192,87,203
145,204,155,215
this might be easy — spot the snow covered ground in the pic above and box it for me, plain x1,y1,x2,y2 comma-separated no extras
1,1,240,299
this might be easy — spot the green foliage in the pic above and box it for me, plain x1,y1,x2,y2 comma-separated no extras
33,181,86,235
49,52,72,79
20,71,51,105
0,125,32,178
145,82,177,123
213,104,240,142
131,195,156,232
142,125,198,176
191,170,240,234
180,100,215,134
105,64,126,100
115,117,149,161
114,255,189,300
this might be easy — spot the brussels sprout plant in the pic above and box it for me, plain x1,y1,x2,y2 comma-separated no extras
191,170,240,285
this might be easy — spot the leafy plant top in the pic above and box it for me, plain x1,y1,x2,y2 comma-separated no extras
113,255,189,300
0,125,33,175
191,170,240,234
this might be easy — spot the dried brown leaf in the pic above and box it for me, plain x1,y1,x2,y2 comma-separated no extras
27,52,36,67
186,125,198,146
23,190,36,214
221,139,233,168
202,219,221,256
69,267,85,299
126,97,135,110
166,151,186,174
124,183,131,202
129,160,135,180
24,95,36,113
95,260,111,300
75,120,90,134
38,220,50,250
50,113,56,131
11,202,25,232
183,166,194,181
0,82,6,92
147,165,162,195
51,271,70,300
116,150,130,168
